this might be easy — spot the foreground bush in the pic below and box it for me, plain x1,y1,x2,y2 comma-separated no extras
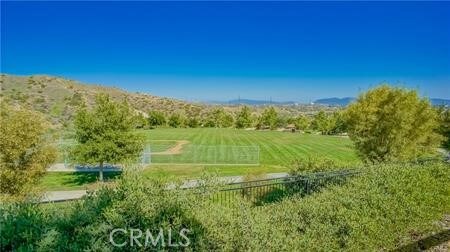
1,162,449,251
193,162,449,251
289,155,353,174
0,104,56,197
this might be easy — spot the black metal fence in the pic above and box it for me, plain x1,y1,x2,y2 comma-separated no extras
212,170,359,206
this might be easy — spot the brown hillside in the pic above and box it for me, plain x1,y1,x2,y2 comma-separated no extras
0,74,204,127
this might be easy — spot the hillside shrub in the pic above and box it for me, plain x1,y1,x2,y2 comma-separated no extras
168,113,185,128
289,156,348,175
192,162,450,251
1,162,448,251
187,117,200,128
147,111,166,128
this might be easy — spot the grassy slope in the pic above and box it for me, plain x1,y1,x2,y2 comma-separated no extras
40,128,359,190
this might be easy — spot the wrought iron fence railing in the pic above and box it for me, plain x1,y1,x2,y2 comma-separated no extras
212,170,359,206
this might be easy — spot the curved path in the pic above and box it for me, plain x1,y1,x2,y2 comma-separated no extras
151,140,189,155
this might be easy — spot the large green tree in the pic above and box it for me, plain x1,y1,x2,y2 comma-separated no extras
0,104,56,196
345,85,441,163
72,95,144,181
235,106,253,128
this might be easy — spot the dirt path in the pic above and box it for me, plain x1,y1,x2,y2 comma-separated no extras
152,140,189,155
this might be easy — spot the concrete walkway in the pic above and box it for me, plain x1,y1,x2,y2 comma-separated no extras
47,163,122,172
438,148,450,162
41,172,289,203
41,190,87,203
171,172,289,189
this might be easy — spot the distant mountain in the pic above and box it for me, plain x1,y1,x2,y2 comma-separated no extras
209,99,297,105
431,98,450,106
315,97,450,107
314,97,356,106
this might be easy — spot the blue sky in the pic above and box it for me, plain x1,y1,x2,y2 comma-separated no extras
1,1,449,102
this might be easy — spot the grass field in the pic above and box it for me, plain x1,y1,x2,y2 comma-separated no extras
142,128,357,165
40,128,360,190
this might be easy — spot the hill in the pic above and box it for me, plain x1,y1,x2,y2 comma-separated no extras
0,74,340,128
314,97,355,106
315,97,450,107
431,98,450,106
219,99,297,106
0,74,204,127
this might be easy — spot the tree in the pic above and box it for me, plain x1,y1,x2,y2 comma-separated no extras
294,115,311,131
0,104,56,196
221,112,234,128
330,111,347,135
187,117,200,128
276,115,289,128
147,111,166,128
212,109,225,127
235,106,253,128
259,107,278,130
72,95,144,181
345,85,442,163
312,111,335,135
204,108,234,128
168,113,184,128
134,113,148,129
437,106,450,150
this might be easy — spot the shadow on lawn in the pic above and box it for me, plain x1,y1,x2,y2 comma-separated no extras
62,172,122,187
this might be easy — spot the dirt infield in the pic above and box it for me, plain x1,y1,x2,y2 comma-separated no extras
151,140,189,155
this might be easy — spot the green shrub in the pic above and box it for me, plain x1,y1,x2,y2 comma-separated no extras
1,162,448,251
192,162,450,251
0,105,56,196
1,171,209,251
289,155,351,175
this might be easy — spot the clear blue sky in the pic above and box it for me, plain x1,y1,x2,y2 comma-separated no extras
1,1,449,101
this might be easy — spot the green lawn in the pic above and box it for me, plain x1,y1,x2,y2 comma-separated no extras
142,128,358,165
41,128,360,190
39,172,121,191
146,140,178,152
